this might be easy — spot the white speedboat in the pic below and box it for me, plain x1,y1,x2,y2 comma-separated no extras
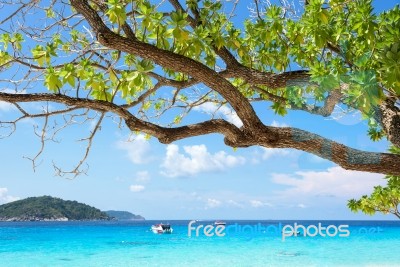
214,220,226,226
151,223,173,234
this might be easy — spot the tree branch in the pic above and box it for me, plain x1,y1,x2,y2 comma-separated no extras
70,0,263,129
379,99,400,148
1,91,399,175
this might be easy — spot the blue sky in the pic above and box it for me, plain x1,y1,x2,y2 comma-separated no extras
0,102,392,220
0,0,398,220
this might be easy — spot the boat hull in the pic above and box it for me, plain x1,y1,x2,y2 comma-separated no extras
151,224,173,234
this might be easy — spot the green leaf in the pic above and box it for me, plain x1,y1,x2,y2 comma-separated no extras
320,10,329,24
0,33,10,50
11,33,24,50
44,68,62,92
45,8,55,18
59,64,76,87
109,68,118,84
173,115,182,124
31,45,46,66
106,0,127,25
271,102,288,116
368,128,384,141
0,51,12,66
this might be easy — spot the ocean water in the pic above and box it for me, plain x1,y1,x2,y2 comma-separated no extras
0,220,399,266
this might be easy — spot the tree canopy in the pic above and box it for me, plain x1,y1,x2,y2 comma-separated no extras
0,0,399,177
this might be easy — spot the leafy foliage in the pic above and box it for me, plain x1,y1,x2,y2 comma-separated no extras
348,146,400,219
0,2,399,183
2,0,397,123
348,176,400,219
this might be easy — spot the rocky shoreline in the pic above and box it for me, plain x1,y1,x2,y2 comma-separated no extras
0,216,69,222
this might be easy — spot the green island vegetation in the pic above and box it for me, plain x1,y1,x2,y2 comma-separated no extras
0,196,111,221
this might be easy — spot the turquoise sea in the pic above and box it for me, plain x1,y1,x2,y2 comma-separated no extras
0,220,399,266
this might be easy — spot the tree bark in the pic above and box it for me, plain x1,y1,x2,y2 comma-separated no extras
379,99,400,148
1,92,399,175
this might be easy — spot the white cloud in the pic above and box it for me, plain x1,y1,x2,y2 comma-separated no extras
0,101,13,111
194,102,243,127
261,147,291,160
271,120,289,127
0,187,20,204
297,203,307,208
272,166,386,198
205,198,222,209
227,199,244,208
250,200,273,208
117,135,153,164
129,185,145,192
330,106,362,126
250,200,264,207
135,171,150,182
161,144,246,177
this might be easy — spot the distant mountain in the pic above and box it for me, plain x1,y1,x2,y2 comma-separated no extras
0,196,111,221
104,210,145,220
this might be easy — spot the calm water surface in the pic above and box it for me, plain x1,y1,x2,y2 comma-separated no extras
0,220,399,266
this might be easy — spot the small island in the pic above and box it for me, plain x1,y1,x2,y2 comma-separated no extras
104,210,145,221
0,196,111,221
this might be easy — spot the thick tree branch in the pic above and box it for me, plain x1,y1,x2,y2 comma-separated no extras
71,0,263,129
2,0,399,177
272,127,400,176
221,67,311,88
1,91,399,175
0,92,242,144
379,99,400,148
224,124,400,175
